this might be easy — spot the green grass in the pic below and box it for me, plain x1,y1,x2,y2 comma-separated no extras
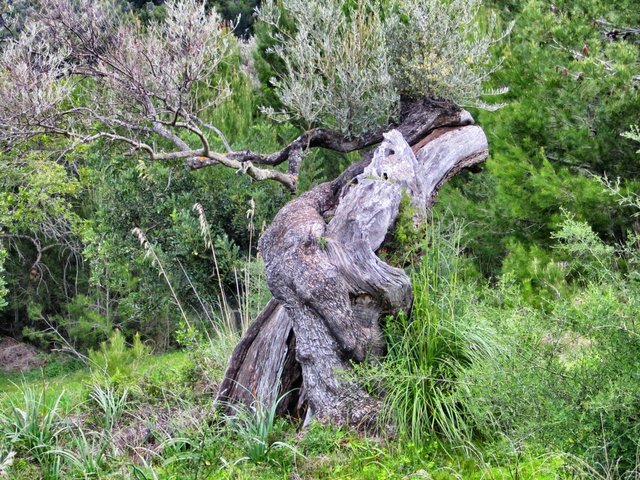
0,351,191,411
0,363,87,413
356,221,499,446
0,349,580,480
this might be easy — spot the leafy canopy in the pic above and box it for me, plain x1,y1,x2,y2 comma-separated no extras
260,0,506,136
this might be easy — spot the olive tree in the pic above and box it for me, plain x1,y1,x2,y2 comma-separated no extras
0,0,502,427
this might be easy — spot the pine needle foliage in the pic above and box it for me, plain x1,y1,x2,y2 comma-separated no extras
87,329,151,380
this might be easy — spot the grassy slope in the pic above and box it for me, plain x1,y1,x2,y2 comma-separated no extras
0,352,190,410
0,351,568,480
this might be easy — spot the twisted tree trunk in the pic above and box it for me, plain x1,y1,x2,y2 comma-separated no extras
216,100,489,427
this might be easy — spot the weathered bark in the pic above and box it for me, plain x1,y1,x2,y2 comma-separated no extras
216,101,489,427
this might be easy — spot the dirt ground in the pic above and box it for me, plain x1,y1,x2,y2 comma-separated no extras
0,337,45,373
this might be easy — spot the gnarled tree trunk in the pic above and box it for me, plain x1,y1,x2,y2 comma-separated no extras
216,100,489,428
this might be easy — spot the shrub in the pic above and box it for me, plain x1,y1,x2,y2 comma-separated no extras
465,218,640,476
88,329,150,381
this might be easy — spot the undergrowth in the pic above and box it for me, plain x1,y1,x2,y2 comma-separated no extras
359,218,499,445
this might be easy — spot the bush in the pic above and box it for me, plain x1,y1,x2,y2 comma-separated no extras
465,218,640,476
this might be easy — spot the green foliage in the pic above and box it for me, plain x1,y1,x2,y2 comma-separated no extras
0,248,8,311
211,0,260,37
0,382,65,476
483,0,640,179
225,393,303,464
360,220,497,445
49,428,111,479
1,0,640,477
88,330,151,381
259,0,504,136
88,384,130,431
380,192,423,267
623,124,640,149
50,295,113,352
0,154,81,233
465,217,640,476
0,348,588,480
551,213,616,282
0,37,288,351
443,0,640,276
69,63,287,349
441,146,620,276
388,0,507,111
0,150,85,346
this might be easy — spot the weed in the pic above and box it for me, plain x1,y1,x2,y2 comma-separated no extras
225,392,304,464
49,428,110,478
88,383,129,431
0,382,65,478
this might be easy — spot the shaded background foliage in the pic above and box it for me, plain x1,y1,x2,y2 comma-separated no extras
126,0,260,36
441,0,640,276
0,43,289,348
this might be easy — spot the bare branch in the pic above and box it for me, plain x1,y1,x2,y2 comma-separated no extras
79,132,156,157
0,0,230,160
0,233,59,271
190,115,233,153
187,153,297,192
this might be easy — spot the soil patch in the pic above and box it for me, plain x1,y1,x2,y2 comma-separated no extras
0,337,45,373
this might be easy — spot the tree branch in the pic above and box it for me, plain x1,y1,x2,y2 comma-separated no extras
226,99,471,176
0,234,59,271
186,153,297,192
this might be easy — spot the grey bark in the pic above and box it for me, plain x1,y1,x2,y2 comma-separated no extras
216,102,489,428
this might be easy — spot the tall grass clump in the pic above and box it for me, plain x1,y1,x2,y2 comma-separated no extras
88,383,129,431
225,392,303,464
375,219,498,445
49,427,111,479
0,382,65,476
